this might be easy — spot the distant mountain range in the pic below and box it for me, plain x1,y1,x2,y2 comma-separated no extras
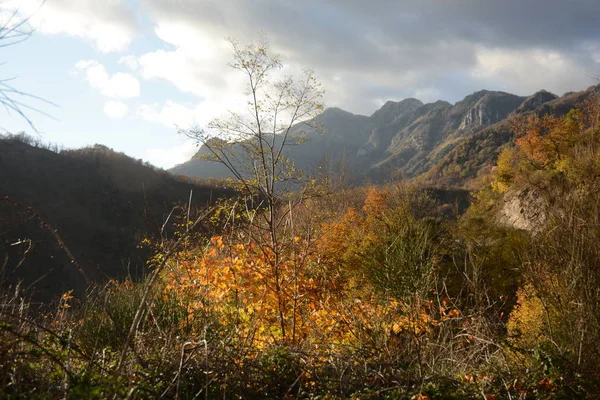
171,84,600,188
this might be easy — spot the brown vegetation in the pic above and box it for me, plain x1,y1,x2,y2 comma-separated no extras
2,45,600,399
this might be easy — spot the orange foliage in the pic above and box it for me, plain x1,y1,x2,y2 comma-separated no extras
512,110,584,168
163,234,349,347
157,186,465,373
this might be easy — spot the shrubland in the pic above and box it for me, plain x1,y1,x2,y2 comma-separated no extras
2,43,600,398
3,140,599,398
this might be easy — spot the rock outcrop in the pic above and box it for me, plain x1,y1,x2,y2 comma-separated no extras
459,92,525,130
498,187,547,232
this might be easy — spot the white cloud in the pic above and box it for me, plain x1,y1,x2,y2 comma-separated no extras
136,23,243,98
6,0,137,53
137,0,600,116
145,142,199,169
103,101,129,118
137,100,200,129
137,96,241,129
472,47,593,95
133,22,318,130
74,60,140,98
126,13,471,118
119,55,139,71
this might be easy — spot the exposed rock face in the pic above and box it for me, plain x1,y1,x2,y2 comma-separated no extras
459,104,491,129
498,187,547,232
459,94,495,129
358,98,424,156
459,92,526,130
425,84,600,187
387,100,452,153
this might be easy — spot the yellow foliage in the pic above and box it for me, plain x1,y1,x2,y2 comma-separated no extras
507,284,545,348
493,147,520,193
363,186,387,215
494,102,600,192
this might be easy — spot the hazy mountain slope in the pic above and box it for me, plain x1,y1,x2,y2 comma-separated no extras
170,107,371,179
358,98,425,158
170,141,235,179
0,138,233,300
171,85,599,187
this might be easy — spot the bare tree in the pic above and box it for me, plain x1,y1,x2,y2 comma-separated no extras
0,0,53,132
182,37,325,340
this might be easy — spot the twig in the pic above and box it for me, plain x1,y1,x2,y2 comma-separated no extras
0,196,89,285
116,206,216,372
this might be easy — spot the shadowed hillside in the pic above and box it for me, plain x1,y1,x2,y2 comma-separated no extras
0,135,234,300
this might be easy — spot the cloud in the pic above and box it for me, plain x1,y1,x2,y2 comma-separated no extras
8,0,137,52
137,100,200,128
137,96,240,130
472,47,593,96
145,141,199,169
103,101,129,118
139,0,600,115
135,24,244,99
74,60,140,98
118,55,139,71
411,87,443,104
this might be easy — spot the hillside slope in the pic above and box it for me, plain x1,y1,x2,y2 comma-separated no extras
423,85,600,187
0,137,233,300
170,107,371,181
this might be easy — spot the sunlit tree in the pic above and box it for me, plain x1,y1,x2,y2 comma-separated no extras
182,37,325,340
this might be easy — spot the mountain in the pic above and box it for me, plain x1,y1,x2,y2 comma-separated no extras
367,90,526,181
423,84,600,187
0,136,233,300
171,85,599,187
170,107,371,181
513,90,558,114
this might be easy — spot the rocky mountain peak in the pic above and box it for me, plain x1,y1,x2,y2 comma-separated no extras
457,90,492,107
172,85,594,187
370,98,424,123
514,89,558,114
357,98,426,157
458,91,525,130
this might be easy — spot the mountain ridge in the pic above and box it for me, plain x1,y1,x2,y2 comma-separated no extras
171,84,599,187
0,136,234,299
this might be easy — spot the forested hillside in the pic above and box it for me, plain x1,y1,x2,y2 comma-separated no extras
0,134,233,300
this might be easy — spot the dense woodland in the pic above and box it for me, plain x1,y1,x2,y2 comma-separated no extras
3,41,600,399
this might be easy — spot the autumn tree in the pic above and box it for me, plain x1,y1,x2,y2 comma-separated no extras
182,37,324,341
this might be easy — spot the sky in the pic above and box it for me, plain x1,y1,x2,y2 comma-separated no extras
2,0,600,169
